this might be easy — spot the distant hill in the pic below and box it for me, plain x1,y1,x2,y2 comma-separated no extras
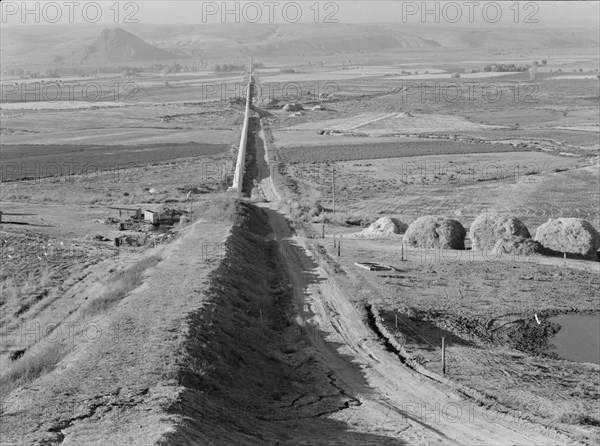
1,23,598,66
65,28,181,63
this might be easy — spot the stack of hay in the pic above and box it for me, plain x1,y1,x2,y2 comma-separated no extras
282,103,304,112
469,212,546,255
492,237,547,256
535,218,600,260
470,213,531,250
403,216,466,249
357,217,407,238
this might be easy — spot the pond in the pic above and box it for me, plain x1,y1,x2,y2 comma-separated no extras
546,314,600,365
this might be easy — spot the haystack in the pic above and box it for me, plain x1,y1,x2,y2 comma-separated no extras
535,218,600,260
491,236,546,256
403,216,466,249
470,213,530,250
358,217,407,238
282,103,303,112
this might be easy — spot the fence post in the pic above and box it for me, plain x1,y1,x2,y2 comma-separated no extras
442,337,446,375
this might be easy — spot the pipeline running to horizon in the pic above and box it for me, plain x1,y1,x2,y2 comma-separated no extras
228,59,254,193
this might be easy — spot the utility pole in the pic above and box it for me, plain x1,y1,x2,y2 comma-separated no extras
332,165,336,216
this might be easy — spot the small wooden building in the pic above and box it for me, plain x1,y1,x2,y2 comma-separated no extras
144,210,157,225
108,205,141,220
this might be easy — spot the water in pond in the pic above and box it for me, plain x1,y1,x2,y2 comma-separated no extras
546,314,600,365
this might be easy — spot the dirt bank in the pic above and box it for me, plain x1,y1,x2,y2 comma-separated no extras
0,218,233,445
160,201,406,445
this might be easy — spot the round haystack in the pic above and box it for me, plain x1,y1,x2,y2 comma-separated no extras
358,217,407,238
470,213,531,250
403,216,466,249
491,236,546,257
282,103,303,112
535,218,600,260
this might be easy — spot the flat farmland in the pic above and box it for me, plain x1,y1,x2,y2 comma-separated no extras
279,112,498,134
339,165,599,230
0,72,244,104
285,150,598,230
0,128,237,146
0,142,228,181
436,128,600,148
279,139,531,163
340,151,585,182
463,106,599,129
307,76,600,117
1,102,243,146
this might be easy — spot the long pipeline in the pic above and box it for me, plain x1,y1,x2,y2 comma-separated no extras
227,77,253,193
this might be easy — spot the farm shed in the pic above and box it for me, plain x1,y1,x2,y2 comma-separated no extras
144,210,157,225
108,205,141,220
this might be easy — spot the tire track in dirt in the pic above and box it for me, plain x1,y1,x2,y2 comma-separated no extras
161,201,411,445
254,116,574,444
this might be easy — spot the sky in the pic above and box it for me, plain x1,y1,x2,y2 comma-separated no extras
1,1,599,28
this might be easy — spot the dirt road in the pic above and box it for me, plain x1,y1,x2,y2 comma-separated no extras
255,123,570,444
261,204,567,444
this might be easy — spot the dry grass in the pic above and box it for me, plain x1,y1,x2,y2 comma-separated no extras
556,412,600,427
0,342,68,403
82,254,161,316
196,194,237,223
0,248,160,403
0,267,53,314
